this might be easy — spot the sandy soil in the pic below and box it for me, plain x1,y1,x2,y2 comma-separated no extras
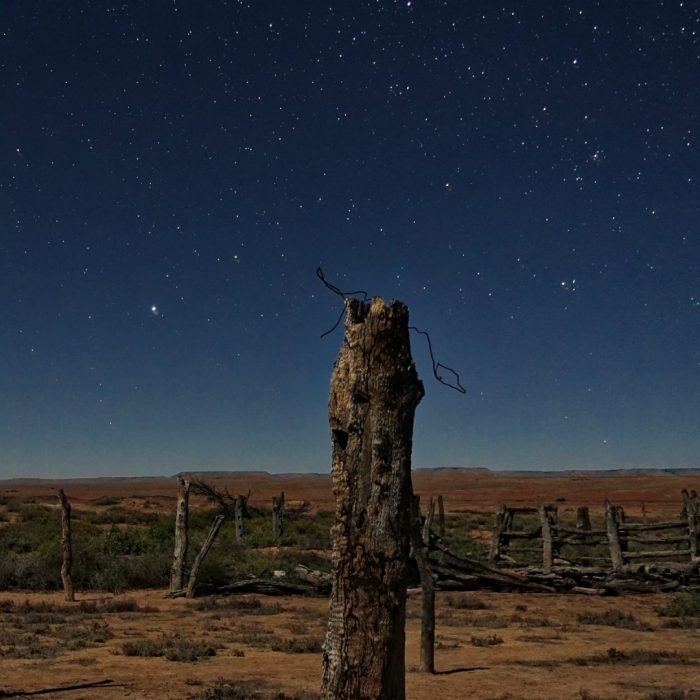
1,588,699,699
2,470,699,698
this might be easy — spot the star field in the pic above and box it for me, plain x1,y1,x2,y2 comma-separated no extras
1,2,699,477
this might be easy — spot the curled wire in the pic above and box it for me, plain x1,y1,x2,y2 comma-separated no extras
316,267,368,301
316,267,368,338
316,267,466,394
409,326,467,394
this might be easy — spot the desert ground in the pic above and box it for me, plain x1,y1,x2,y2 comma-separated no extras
1,468,699,699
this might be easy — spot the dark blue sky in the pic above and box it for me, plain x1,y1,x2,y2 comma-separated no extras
2,1,698,478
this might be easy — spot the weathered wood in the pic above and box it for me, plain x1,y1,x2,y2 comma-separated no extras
170,477,191,593
321,297,424,700
429,541,557,592
186,514,225,599
621,521,687,531
682,489,699,561
437,495,445,540
422,496,435,544
555,536,608,546
604,578,680,594
576,506,592,531
294,564,332,592
605,501,625,573
622,549,692,560
553,525,607,536
624,535,689,545
411,496,435,674
172,577,320,598
618,506,628,553
539,505,554,573
234,495,246,542
57,489,74,602
489,505,507,564
272,492,285,540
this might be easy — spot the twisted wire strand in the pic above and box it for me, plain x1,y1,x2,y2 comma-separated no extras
316,267,466,394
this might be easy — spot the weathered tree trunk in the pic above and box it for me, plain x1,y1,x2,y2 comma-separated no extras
234,495,246,542
605,501,624,572
186,514,225,599
576,506,592,531
272,492,285,540
170,477,191,593
321,298,424,700
410,495,435,674
422,496,435,543
57,489,74,602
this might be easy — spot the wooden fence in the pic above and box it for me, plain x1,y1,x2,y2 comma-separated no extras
488,489,700,574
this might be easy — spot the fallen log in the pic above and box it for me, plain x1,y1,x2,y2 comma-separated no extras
170,577,324,598
604,578,680,594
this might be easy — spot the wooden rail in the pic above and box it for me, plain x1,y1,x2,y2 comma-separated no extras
488,490,700,574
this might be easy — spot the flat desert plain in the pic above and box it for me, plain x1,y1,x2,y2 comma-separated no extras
1,468,699,699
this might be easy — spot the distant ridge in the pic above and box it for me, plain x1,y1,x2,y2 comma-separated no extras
2,466,699,484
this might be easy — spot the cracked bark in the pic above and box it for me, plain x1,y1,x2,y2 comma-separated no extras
321,298,424,700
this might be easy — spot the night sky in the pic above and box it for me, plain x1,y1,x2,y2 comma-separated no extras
2,2,699,478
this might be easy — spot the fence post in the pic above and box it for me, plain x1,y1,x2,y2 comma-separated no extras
410,495,435,674
576,506,592,531
605,501,624,572
321,298,424,700
422,496,435,544
186,514,225,599
272,492,285,540
234,495,246,542
436,495,445,540
57,489,74,602
489,505,507,565
539,505,555,573
170,477,191,593
682,490,699,561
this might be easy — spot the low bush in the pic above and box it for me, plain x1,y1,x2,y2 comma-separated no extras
269,637,323,654
657,593,700,618
121,634,218,661
577,608,652,631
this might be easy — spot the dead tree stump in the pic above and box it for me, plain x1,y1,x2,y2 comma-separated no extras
57,489,74,602
321,298,424,700
410,495,435,674
170,477,191,593
186,514,225,599
272,492,285,540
